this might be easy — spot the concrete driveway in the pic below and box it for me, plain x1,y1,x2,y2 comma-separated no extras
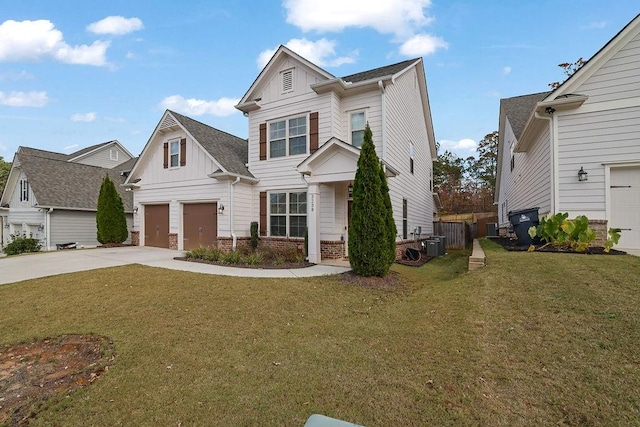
0,246,351,285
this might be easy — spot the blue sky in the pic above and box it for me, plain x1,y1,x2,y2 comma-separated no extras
0,1,638,160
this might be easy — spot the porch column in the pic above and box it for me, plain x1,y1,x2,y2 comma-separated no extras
307,183,321,264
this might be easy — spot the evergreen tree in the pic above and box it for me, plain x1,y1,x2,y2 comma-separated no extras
348,125,392,277
96,175,128,244
379,166,397,265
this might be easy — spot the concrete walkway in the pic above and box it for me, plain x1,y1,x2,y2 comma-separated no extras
0,246,351,285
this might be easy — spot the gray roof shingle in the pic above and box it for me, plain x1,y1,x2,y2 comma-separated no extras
341,58,419,83
15,148,133,211
500,91,551,140
169,110,253,178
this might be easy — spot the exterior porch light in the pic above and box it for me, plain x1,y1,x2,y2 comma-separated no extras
218,204,225,214
578,167,588,182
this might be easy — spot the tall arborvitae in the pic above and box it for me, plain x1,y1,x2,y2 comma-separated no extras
96,175,128,244
379,166,397,266
348,124,392,277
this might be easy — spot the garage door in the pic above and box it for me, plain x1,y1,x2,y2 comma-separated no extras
183,203,218,250
144,204,169,248
610,167,640,250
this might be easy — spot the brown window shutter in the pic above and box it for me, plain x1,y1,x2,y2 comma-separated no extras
180,138,186,166
259,191,267,236
259,123,267,160
310,112,319,153
163,142,168,169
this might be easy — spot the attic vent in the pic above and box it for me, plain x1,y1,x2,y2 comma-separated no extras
282,69,293,93
160,115,178,131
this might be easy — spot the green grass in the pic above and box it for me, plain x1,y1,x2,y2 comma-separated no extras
1,244,639,426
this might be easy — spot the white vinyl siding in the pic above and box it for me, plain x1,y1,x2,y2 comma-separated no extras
9,172,38,208
72,144,132,168
50,210,132,248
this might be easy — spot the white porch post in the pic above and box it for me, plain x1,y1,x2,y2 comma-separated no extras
307,183,321,264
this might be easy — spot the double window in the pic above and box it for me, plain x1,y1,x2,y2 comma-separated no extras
350,111,366,148
269,116,307,158
270,191,307,237
19,179,29,202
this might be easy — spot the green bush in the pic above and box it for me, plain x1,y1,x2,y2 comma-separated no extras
221,251,241,265
250,221,259,251
96,175,128,244
528,213,621,252
245,253,264,265
4,233,42,255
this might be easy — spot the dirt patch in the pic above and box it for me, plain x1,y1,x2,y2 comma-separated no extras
0,334,114,426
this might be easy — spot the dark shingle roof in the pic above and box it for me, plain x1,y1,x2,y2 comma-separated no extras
341,58,419,83
169,110,253,178
500,91,551,140
16,150,133,211
67,141,114,160
18,146,69,162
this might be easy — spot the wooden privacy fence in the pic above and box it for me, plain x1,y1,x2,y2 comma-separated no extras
433,221,472,250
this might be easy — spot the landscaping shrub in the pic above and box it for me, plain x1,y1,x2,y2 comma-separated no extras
96,175,128,244
528,213,622,252
3,233,42,255
245,253,264,265
221,251,241,265
250,221,259,251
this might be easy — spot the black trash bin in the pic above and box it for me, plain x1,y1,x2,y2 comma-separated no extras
508,208,539,245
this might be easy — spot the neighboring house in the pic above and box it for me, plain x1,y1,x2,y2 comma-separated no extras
0,141,135,250
496,13,640,251
126,46,437,263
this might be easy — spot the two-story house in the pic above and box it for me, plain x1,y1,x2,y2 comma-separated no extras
0,141,135,250
125,46,437,264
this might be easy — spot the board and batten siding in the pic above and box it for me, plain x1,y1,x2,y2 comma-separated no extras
50,210,133,248
7,171,38,209
3,209,44,247
556,105,640,216
231,182,255,238
510,123,552,217
384,66,434,237
253,56,327,106
577,31,640,104
73,145,131,168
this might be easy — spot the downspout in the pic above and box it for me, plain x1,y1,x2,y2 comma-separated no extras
378,80,387,161
46,208,53,250
230,176,241,251
534,111,555,213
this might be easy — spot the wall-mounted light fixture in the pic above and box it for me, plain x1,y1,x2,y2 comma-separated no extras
38,223,44,231
4,222,9,229
578,166,588,182
133,207,139,214
218,204,225,214
545,107,556,115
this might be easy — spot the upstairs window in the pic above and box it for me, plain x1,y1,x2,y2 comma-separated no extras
281,69,294,93
19,179,29,202
269,115,307,158
170,140,180,167
350,111,366,148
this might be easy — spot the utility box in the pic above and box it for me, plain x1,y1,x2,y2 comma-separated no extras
434,235,447,255
486,223,497,237
426,239,440,257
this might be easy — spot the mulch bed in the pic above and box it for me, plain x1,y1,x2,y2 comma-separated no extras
174,256,314,269
488,236,627,255
396,254,435,266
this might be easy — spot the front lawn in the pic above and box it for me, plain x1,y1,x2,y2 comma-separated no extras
1,242,639,426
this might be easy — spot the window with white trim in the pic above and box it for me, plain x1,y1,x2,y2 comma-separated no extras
19,179,29,202
269,115,307,158
350,111,366,148
269,191,307,237
170,140,180,167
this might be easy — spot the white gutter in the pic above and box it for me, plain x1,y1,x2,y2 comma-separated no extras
230,176,241,251
534,111,556,213
378,80,387,161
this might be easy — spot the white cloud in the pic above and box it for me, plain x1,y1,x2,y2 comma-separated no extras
284,0,432,38
0,70,34,81
399,33,448,56
439,138,477,157
257,38,356,69
502,66,512,75
0,19,109,66
581,21,607,30
0,91,48,107
159,95,240,117
71,112,96,122
87,16,144,36
64,144,79,152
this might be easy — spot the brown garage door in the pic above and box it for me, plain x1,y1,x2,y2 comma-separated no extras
145,204,169,248
183,203,218,250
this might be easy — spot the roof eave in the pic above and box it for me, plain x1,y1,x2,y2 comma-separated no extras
234,100,261,114
207,171,259,184
311,75,393,96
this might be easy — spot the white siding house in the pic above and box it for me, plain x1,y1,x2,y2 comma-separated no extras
0,142,135,250
496,13,640,251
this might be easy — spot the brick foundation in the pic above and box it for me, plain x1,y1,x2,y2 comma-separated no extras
168,233,178,250
320,240,345,260
258,236,305,253
131,231,139,246
217,237,251,252
396,238,430,260
589,219,608,247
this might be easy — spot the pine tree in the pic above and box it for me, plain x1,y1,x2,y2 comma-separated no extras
348,124,392,277
379,166,397,265
96,175,128,244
